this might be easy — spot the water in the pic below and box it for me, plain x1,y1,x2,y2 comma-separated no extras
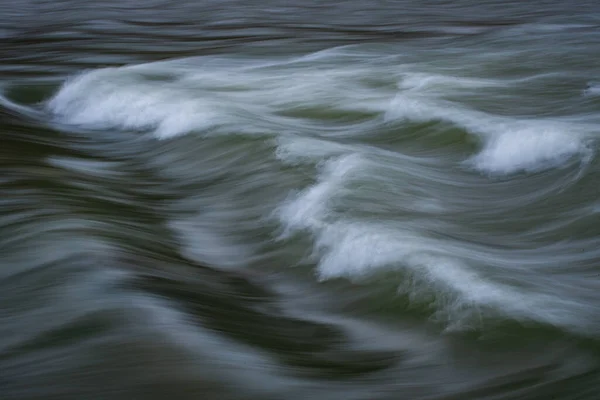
2,1,600,399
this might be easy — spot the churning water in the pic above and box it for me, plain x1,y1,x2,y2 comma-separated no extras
2,1,600,399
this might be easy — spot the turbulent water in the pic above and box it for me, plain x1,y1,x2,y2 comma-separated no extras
2,1,600,399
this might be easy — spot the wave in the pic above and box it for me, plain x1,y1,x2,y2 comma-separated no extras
386,93,592,174
46,51,594,177
37,52,600,334
584,82,600,96
275,150,600,334
46,67,222,139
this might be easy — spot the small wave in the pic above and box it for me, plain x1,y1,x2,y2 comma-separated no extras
470,127,589,174
46,68,221,139
45,51,396,140
386,94,591,174
583,83,600,96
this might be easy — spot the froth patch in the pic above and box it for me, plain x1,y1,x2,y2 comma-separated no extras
583,83,600,96
308,221,550,325
387,94,590,175
276,153,363,237
471,127,587,174
47,68,218,138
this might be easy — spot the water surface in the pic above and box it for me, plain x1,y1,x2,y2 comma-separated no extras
2,1,600,399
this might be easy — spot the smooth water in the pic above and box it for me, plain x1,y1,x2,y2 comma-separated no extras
2,1,600,399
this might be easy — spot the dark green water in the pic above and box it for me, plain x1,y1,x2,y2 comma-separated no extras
2,1,600,399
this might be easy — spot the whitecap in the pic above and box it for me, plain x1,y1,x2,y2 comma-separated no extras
386,93,590,174
583,82,600,96
47,67,220,139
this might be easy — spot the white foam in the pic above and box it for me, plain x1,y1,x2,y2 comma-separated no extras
387,93,590,174
471,126,587,174
47,68,219,139
584,83,600,96
276,153,363,238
